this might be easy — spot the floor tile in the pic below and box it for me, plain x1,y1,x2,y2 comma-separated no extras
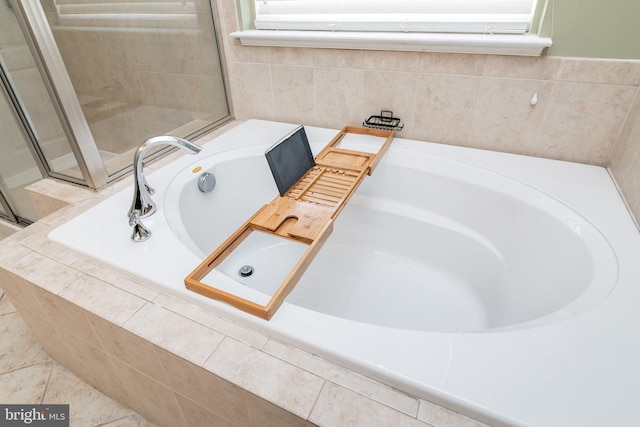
43,363,140,427
0,311,49,373
0,361,52,403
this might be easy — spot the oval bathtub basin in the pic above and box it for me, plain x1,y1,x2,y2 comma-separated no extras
165,142,616,333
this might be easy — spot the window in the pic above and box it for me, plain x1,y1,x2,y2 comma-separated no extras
254,0,538,34
232,0,552,56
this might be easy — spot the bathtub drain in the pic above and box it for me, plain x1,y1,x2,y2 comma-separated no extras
238,265,254,277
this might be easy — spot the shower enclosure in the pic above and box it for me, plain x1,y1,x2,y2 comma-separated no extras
0,0,230,226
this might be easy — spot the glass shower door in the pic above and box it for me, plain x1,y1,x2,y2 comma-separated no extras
0,85,43,224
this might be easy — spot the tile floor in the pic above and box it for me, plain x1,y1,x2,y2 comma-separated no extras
1,242,157,427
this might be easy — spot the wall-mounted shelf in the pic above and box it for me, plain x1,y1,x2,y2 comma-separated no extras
184,126,395,320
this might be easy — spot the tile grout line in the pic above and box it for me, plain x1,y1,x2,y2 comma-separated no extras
39,360,55,405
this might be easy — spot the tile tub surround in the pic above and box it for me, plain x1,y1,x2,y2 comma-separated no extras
609,88,640,225
0,287,157,426
0,124,488,427
216,1,640,169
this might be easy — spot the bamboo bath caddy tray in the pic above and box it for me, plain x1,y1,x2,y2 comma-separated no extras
185,126,395,319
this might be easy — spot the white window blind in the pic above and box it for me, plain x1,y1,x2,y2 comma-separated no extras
254,0,539,34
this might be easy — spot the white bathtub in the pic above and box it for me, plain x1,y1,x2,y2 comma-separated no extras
49,120,640,426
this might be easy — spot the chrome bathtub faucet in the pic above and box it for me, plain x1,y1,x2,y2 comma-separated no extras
128,135,202,242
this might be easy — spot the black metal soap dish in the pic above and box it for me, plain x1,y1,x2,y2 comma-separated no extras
363,110,404,132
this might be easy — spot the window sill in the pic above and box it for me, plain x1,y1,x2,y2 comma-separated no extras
230,30,552,56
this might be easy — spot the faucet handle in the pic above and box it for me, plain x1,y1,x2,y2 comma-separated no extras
129,210,151,242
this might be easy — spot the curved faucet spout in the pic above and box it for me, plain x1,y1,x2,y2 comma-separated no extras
128,135,202,230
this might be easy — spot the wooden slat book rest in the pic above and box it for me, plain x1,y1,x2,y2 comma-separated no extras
185,126,395,319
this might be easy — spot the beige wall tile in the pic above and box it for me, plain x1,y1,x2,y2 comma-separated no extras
468,78,554,155
245,393,316,427
313,49,365,69
0,270,46,317
58,331,131,405
153,294,269,349
90,317,171,386
263,339,420,417
537,82,636,164
8,251,82,294
483,55,562,80
557,58,640,85
622,155,640,223
420,53,487,76
156,349,252,425
365,50,423,72
410,74,482,144
271,65,316,124
314,67,364,128
124,303,224,366
226,44,271,64
204,337,324,419
175,394,236,427
269,47,315,66
362,70,419,131
11,307,71,369
309,382,429,427
610,91,640,213
69,258,159,301
110,358,187,427
229,62,275,120
34,289,101,347
610,87,640,221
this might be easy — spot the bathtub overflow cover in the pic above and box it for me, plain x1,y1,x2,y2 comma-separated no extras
197,172,216,193
239,265,254,277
